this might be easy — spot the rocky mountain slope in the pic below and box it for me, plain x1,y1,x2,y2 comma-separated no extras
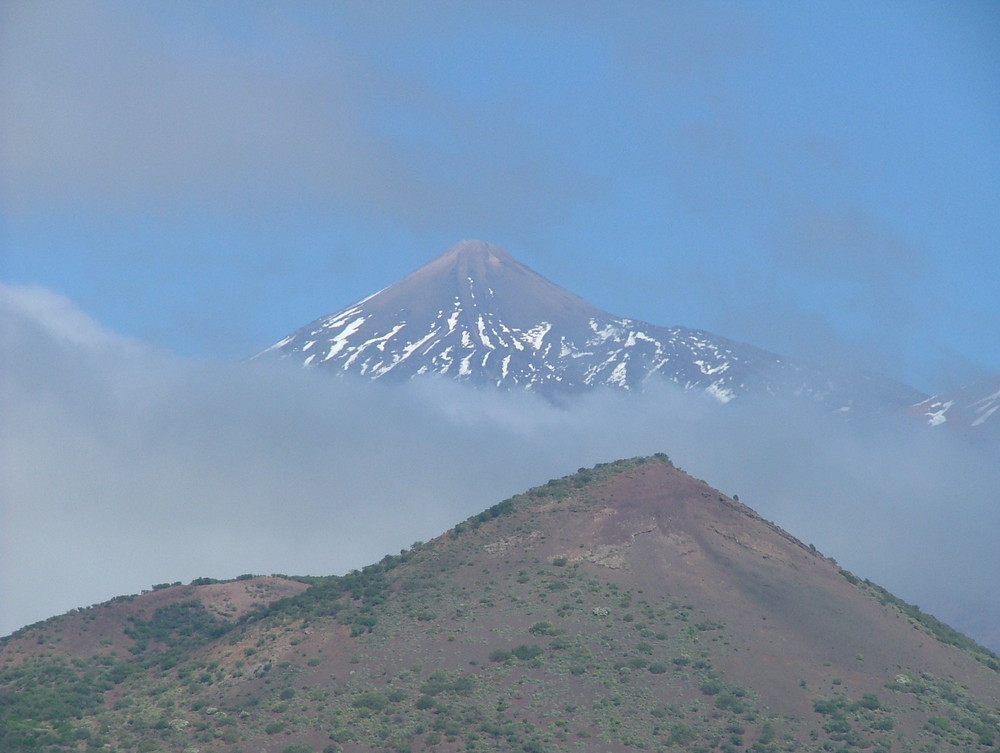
257,240,924,413
910,374,1000,437
4,456,997,753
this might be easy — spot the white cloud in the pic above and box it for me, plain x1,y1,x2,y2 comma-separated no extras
2,284,998,652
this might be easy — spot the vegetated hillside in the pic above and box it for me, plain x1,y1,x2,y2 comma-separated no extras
2,457,998,753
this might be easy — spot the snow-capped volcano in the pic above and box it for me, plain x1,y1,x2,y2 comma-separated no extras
909,374,1000,436
257,240,923,410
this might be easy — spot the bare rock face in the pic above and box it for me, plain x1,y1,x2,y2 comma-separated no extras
258,240,923,410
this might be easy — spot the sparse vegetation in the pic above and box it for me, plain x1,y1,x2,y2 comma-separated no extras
852,575,1000,669
1,456,997,753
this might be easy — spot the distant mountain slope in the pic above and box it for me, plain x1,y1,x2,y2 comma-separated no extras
910,374,1000,436
257,240,925,412
4,457,997,753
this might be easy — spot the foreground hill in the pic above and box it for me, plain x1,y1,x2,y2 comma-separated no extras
257,240,923,413
3,457,998,753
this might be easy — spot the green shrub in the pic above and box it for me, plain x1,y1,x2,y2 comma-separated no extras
812,696,850,715
758,722,776,744
858,692,881,710
715,693,745,713
415,695,436,710
489,649,512,663
452,676,475,696
419,672,450,696
824,719,851,734
668,723,696,745
700,679,723,695
924,717,951,734
512,644,544,661
352,691,389,710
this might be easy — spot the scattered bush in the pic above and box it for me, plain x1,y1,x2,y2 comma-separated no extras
700,679,723,695
351,691,389,711
858,692,881,710
812,696,851,715
512,644,544,661
715,693,745,713
667,723,696,745
924,716,951,734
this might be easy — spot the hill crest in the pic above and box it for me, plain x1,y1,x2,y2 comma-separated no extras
3,456,997,753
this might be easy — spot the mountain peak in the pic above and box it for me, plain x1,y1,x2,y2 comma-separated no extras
258,240,924,407
397,239,560,301
441,238,511,262
410,239,513,278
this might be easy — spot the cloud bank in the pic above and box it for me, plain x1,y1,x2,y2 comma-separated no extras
2,283,998,651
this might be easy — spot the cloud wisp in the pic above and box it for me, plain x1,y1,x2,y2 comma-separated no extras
2,283,998,651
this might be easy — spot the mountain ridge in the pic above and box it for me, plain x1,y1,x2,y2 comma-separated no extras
257,240,926,413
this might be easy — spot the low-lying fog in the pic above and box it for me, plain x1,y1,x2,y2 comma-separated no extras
3,282,998,651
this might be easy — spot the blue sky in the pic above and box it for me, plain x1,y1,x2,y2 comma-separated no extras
2,1,999,393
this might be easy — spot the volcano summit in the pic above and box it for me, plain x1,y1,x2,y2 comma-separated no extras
259,240,921,412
